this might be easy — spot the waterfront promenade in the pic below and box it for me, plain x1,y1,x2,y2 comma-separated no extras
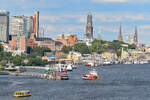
0,64,150,100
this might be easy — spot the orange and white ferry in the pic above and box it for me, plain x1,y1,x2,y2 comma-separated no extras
82,69,99,80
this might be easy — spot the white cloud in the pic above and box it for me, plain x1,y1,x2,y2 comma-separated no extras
40,14,87,24
43,24,84,33
40,12,150,25
140,31,150,35
97,24,150,35
91,0,150,3
42,24,85,38
40,16,65,23
91,0,127,3
39,12,150,42
94,12,150,22
98,25,118,33
139,25,150,30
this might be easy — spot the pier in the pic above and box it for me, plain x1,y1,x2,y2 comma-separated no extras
9,72,61,80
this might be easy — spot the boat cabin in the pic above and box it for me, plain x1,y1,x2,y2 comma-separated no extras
13,90,31,97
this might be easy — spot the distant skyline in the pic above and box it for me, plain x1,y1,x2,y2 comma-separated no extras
1,0,150,43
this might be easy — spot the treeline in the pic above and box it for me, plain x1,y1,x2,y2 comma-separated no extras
62,39,136,57
0,45,51,67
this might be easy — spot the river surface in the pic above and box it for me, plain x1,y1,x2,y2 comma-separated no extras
1,64,150,100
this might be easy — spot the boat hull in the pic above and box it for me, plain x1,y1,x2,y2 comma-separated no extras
61,77,69,80
13,95,31,97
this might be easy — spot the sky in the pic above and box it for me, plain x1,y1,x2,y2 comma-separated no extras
1,0,150,44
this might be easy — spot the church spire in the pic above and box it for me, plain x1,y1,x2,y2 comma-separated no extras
134,25,138,45
118,23,123,42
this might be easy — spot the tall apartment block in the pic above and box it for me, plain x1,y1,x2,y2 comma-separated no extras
11,15,26,36
25,16,34,38
0,10,9,43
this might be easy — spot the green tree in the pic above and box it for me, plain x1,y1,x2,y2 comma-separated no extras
12,56,23,66
0,65,4,71
89,39,106,54
106,40,123,57
3,52,12,61
0,44,3,52
27,58,47,66
128,44,136,49
30,47,51,57
73,43,90,55
0,60,7,66
61,46,72,54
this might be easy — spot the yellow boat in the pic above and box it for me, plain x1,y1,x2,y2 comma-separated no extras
13,90,31,97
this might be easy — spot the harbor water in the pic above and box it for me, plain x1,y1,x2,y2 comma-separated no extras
1,64,150,100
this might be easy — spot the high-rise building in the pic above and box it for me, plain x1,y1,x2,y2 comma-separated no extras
10,15,27,51
134,26,138,45
34,11,39,38
85,12,93,39
118,23,123,42
25,16,34,38
11,15,26,36
11,15,34,38
0,10,9,43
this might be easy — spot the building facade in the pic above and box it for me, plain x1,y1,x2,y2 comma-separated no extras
0,10,9,43
9,35,27,52
56,34,77,46
125,34,134,44
11,15,26,36
25,16,34,38
34,11,39,38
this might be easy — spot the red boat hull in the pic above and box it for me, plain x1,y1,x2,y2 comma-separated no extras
61,71,69,80
84,64,91,67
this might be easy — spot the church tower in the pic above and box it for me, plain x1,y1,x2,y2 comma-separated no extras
85,12,93,39
118,23,123,42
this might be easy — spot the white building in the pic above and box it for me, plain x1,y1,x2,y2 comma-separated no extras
125,34,134,44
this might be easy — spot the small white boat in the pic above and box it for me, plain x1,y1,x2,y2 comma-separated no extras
72,65,77,69
66,64,73,71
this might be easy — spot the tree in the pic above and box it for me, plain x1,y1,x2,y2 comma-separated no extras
12,56,23,66
27,58,48,66
3,52,12,61
0,44,3,52
106,40,123,57
73,43,90,55
128,44,136,49
0,65,4,71
30,47,51,57
61,46,72,54
89,39,105,54
0,60,7,66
